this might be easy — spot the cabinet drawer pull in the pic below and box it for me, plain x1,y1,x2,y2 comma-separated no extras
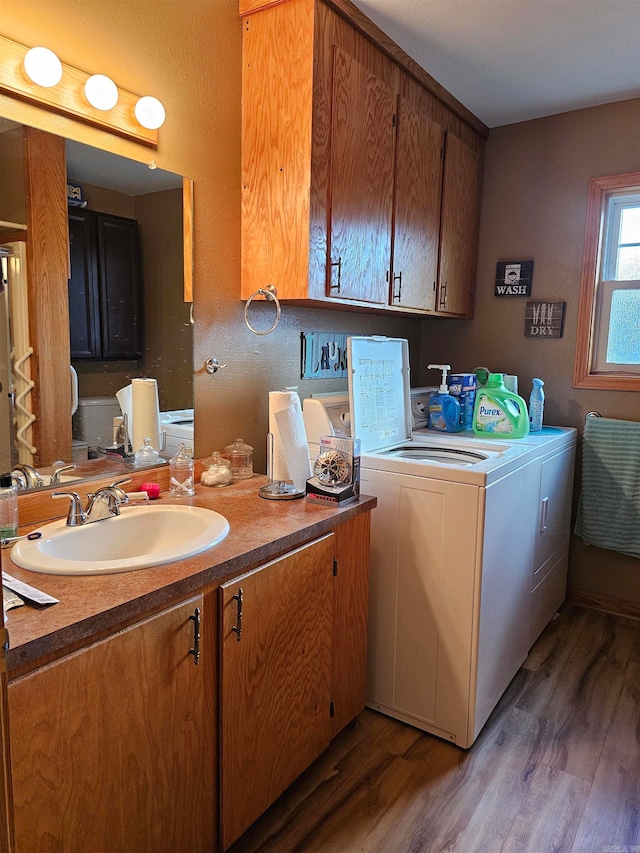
232,588,244,641
540,497,549,533
329,257,342,293
189,607,201,665
392,271,402,302
439,280,447,309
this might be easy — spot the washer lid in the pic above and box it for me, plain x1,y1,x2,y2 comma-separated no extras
347,336,412,454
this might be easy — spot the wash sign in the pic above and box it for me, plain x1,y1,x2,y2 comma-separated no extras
495,260,533,296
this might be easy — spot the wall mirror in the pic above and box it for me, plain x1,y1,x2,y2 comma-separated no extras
0,117,194,492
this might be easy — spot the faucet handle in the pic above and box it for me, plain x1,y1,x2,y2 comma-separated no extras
51,491,85,526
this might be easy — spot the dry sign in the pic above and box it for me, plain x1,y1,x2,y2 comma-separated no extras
524,301,566,338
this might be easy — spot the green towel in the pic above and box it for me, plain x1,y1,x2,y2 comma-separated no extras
575,416,640,558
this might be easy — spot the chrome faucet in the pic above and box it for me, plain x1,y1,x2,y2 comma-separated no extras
11,464,44,490
50,463,77,486
52,478,138,526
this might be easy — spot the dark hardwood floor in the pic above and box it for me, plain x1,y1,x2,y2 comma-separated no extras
230,604,640,852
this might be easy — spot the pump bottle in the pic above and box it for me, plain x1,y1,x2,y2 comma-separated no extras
427,364,462,433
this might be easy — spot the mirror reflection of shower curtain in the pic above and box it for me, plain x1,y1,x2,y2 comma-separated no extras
0,248,15,470
1,242,35,468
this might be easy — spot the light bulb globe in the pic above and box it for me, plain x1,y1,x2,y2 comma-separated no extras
134,96,166,130
84,74,119,111
23,47,63,88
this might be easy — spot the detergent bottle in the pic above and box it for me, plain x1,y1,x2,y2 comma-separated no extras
472,373,530,438
427,364,461,433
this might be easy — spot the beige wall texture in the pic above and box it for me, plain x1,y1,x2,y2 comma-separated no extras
1,0,421,474
420,98,640,603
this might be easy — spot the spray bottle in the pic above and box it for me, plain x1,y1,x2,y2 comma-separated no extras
427,364,462,433
529,378,545,432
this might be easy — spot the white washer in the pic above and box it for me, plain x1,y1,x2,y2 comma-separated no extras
343,337,575,748
159,408,194,459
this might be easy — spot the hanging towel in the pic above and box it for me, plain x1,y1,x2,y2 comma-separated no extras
575,416,640,558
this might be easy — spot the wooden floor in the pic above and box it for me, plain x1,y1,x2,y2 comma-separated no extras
230,604,640,853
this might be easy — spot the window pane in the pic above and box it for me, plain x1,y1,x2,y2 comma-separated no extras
606,289,640,364
620,206,640,244
616,246,640,280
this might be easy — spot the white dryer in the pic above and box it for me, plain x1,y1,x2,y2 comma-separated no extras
341,337,575,748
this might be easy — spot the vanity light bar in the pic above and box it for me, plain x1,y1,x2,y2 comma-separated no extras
0,35,163,147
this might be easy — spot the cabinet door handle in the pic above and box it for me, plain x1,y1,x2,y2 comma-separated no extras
439,280,448,309
329,257,342,293
392,271,402,303
189,607,201,665
232,588,244,642
540,497,549,533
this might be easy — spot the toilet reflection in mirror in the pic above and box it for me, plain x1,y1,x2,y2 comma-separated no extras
0,119,194,489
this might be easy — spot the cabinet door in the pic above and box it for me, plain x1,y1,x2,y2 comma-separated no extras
96,214,142,359
391,97,444,311
534,445,576,580
220,535,333,849
437,132,481,316
328,48,395,304
331,512,370,738
68,211,100,359
8,596,209,853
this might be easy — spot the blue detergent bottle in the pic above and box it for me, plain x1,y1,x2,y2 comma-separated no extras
427,364,461,433
472,373,530,438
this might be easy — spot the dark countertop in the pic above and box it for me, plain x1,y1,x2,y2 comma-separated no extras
3,476,376,672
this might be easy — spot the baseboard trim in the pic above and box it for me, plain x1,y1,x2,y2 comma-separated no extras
567,588,640,621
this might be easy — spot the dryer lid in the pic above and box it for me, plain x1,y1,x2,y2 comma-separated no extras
347,336,412,454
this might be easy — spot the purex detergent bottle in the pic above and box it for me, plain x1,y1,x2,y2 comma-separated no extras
472,373,529,438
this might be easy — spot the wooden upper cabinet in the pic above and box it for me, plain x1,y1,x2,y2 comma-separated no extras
391,96,444,312
328,47,395,304
437,132,482,317
240,0,484,317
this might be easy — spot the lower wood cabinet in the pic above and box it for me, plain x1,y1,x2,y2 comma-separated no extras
8,595,213,853
3,510,372,853
220,513,370,849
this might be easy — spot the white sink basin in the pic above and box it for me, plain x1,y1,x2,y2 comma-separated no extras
11,505,230,576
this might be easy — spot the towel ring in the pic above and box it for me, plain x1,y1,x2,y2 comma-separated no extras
244,285,281,336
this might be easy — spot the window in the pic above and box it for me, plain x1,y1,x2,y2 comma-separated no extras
574,172,640,390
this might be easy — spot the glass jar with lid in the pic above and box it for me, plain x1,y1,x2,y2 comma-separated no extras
169,442,195,496
200,451,232,487
223,438,253,481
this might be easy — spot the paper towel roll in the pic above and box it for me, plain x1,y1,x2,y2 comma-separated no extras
268,391,312,491
131,378,161,453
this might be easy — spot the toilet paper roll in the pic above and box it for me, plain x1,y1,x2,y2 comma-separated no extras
131,378,161,453
268,391,312,491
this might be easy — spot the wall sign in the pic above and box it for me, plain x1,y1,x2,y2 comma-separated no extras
301,332,348,379
495,260,533,296
524,301,566,338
